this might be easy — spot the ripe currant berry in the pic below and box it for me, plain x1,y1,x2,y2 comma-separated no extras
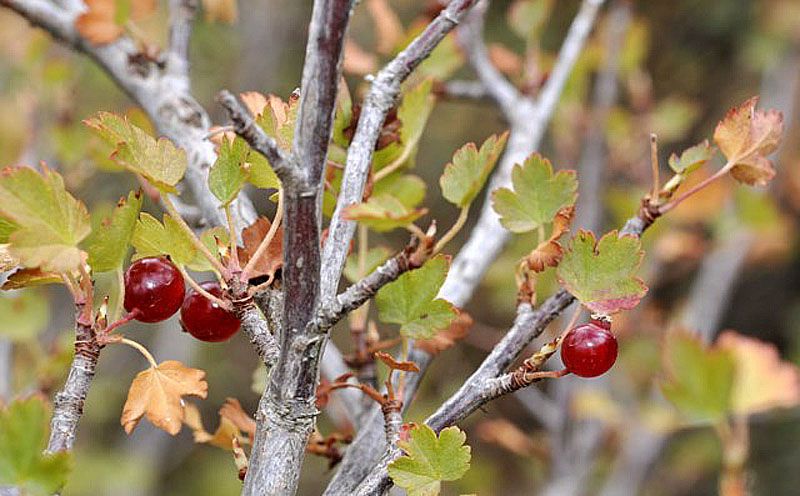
180,281,241,342
123,257,185,323
560,320,618,378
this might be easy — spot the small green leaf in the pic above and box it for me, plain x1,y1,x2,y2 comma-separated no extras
441,132,509,208
344,194,427,233
247,148,281,190
131,213,202,270
344,246,392,283
209,137,249,205
388,424,471,496
668,140,715,174
84,190,143,272
556,231,647,315
661,331,736,423
332,79,353,147
0,397,72,495
84,112,187,192
0,166,91,273
376,255,457,339
373,79,435,170
491,154,577,233
373,173,426,209
0,289,50,342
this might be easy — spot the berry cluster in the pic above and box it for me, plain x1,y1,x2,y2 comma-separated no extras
560,318,618,378
123,257,241,342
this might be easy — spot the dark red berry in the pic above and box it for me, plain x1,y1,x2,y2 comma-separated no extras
180,281,241,342
561,322,618,378
124,257,185,323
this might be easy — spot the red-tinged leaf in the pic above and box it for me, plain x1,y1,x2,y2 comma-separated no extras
375,351,420,372
237,217,284,281
415,310,473,355
75,0,124,45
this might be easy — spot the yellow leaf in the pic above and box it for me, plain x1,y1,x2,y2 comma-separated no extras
183,399,254,450
75,0,124,45
202,0,238,24
121,361,208,435
717,331,800,416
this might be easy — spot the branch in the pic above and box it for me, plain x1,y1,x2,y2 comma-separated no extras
166,0,198,80
438,79,491,101
216,90,298,185
232,294,280,368
242,1,354,494
315,235,430,333
320,0,480,301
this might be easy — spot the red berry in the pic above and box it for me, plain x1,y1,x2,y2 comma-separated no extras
124,257,185,323
560,322,618,378
180,281,241,342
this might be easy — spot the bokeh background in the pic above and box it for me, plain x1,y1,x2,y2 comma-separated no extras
2,0,800,494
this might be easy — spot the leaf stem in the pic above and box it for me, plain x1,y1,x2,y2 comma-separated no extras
225,204,241,272
176,264,231,310
162,195,229,276
433,205,470,254
241,189,284,282
103,309,141,335
405,223,427,241
650,133,660,199
658,161,733,214
118,337,159,369
372,136,425,183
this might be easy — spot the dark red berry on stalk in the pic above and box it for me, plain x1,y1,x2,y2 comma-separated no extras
180,281,241,342
123,257,185,323
561,322,618,378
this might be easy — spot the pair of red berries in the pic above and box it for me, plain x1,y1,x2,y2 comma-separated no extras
560,318,618,378
122,257,241,342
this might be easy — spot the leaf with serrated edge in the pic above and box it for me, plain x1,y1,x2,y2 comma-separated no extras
660,330,735,423
388,424,471,496
344,194,428,233
557,230,647,314
0,166,90,273
209,137,249,205
131,213,203,270
121,360,208,435
717,331,800,416
84,112,187,192
492,154,577,233
415,310,473,355
668,140,716,174
441,132,509,208
713,96,784,186
0,397,72,495
376,255,457,339
85,190,143,272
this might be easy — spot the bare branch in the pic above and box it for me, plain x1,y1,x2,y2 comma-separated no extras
320,0,480,301
232,295,281,368
439,80,491,101
216,90,298,185
166,0,198,79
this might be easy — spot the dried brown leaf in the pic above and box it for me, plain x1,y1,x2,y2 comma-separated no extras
366,0,404,55
475,419,534,457
343,39,379,76
375,351,420,372
121,361,208,436
415,310,473,355
240,92,269,118
488,43,523,76
202,0,238,24
75,0,124,45
219,398,256,439
237,217,284,281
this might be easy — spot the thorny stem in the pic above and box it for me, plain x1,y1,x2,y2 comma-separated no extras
162,195,229,276
433,206,470,255
117,337,159,369
176,264,231,310
650,133,660,199
240,189,284,282
659,161,734,214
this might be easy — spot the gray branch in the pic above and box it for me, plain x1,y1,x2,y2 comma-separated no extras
320,0,480,301
166,0,197,80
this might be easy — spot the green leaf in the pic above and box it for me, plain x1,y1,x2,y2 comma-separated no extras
246,148,281,190
0,218,18,244
84,190,143,272
344,194,427,233
332,79,353,147
441,132,509,208
661,331,736,423
255,93,298,151
373,173,426,209
344,246,392,283
376,255,457,339
388,425,471,496
0,289,50,342
0,166,91,273
373,79,435,170
209,137,249,205
491,154,577,233
84,112,187,192
668,140,715,174
0,397,72,495
556,231,647,315
131,213,202,270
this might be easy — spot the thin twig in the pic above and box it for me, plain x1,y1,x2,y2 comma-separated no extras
241,189,284,281
433,206,469,254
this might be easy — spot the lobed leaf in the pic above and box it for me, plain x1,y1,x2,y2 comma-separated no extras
440,132,509,208
376,255,457,339
209,137,250,205
131,213,204,270
491,154,577,233
556,230,647,315
84,190,143,272
84,112,187,192
0,166,90,273
388,424,471,496
344,194,427,233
